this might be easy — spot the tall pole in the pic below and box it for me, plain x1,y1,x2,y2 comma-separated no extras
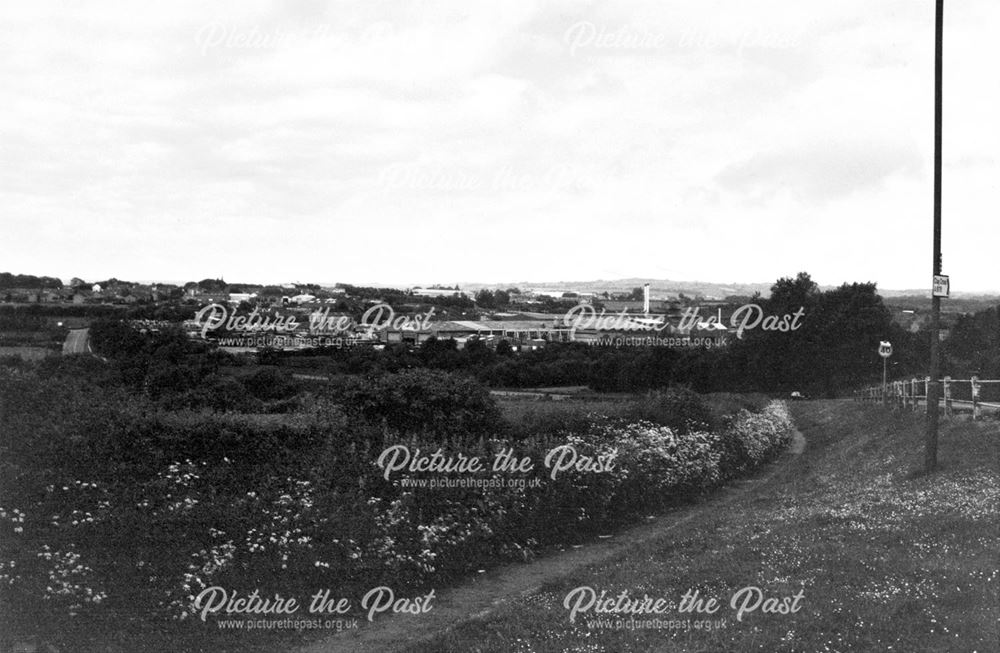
925,0,944,473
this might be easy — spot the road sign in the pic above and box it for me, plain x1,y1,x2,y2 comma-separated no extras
932,274,950,298
878,341,893,358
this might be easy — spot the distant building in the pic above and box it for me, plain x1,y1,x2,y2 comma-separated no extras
411,287,465,298
602,300,678,313
532,290,571,299
382,319,575,347
197,292,230,304
228,292,257,304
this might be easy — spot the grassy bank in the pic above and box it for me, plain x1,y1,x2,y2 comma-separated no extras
403,401,999,653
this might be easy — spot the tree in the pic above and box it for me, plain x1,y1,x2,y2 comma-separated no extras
197,278,227,292
945,305,1000,377
244,367,299,400
768,272,819,314
809,283,895,395
461,338,496,366
726,275,895,396
475,289,496,309
328,369,501,440
0,273,63,289
419,336,461,369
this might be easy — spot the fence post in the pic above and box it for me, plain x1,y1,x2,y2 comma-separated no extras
913,378,920,411
943,376,952,417
925,376,932,415
971,375,981,421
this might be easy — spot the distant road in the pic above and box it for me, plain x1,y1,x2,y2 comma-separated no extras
62,328,91,355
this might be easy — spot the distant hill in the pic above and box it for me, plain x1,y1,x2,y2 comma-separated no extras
466,278,777,300
462,278,1000,302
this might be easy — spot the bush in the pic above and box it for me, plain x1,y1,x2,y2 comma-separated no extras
629,387,716,433
242,366,299,401
716,401,794,478
327,369,502,440
0,367,795,651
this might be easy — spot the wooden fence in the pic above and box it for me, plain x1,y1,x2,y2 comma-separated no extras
856,376,1000,419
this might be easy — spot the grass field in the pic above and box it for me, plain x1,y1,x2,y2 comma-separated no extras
400,401,999,653
0,345,55,360
497,390,770,441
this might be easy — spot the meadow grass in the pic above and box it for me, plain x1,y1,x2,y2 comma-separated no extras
497,390,770,443
402,400,999,653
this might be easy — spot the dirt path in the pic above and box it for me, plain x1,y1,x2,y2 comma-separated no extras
61,327,90,355
296,429,806,653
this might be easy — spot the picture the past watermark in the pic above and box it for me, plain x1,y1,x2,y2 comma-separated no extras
564,585,806,629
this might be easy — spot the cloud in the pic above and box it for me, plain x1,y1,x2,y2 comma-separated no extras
717,139,923,202
0,0,997,290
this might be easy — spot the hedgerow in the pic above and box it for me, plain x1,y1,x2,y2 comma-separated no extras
0,368,793,651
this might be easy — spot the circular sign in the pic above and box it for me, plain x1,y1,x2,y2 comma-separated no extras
878,341,893,358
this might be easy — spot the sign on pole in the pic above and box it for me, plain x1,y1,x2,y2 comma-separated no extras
932,274,950,298
878,341,893,358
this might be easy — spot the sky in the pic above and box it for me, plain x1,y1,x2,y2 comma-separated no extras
1,0,997,292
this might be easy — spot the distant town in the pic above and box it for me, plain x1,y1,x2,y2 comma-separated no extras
0,271,995,359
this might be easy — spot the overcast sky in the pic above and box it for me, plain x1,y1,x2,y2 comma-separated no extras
2,0,997,291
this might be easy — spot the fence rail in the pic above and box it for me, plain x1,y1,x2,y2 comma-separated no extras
855,376,1000,420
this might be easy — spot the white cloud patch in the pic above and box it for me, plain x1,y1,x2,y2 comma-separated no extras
717,138,923,202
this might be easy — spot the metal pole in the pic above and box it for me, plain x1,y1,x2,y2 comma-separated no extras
925,0,944,473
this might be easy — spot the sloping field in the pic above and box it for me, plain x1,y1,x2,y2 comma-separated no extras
373,401,998,652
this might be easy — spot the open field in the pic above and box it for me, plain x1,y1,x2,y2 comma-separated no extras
388,401,998,653
0,345,56,360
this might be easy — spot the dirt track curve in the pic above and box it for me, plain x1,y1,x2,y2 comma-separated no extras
295,428,807,653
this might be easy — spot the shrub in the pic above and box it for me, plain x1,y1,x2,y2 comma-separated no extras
242,366,299,401
717,401,795,478
630,387,716,433
327,369,501,440
0,367,795,651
